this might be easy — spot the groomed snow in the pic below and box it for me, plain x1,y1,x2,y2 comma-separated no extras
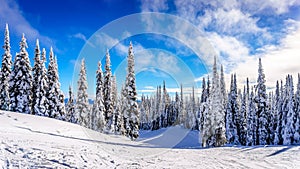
0,111,299,168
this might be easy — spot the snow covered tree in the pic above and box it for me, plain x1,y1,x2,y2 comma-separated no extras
220,65,227,107
255,58,268,145
9,34,32,114
32,39,42,115
152,85,162,130
275,80,284,145
32,46,48,116
76,59,90,127
207,75,210,97
124,42,140,140
283,75,295,145
246,87,257,146
119,85,127,135
0,24,12,110
103,50,114,132
162,81,170,128
46,48,65,119
173,91,180,125
294,74,300,144
140,95,148,130
201,77,208,103
239,85,248,145
54,56,66,120
178,84,185,125
268,91,276,145
66,85,76,123
111,75,120,133
199,78,208,134
92,61,105,132
202,56,226,147
226,74,240,145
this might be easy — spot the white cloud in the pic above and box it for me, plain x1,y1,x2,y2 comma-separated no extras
144,86,155,90
232,22,300,89
0,0,54,47
140,0,169,12
140,0,300,90
135,50,180,74
72,33,95,48
206,32,250,71
241,0,300,14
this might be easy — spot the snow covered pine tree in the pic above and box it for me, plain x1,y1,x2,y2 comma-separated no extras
76,59,90,128
0,24,12,111
103,50,114,132
125,42,140,140
9,34,32,114
66,85,77,123
32,40,48,116
92,61,105,132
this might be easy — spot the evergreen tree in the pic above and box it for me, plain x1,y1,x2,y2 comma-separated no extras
174,91,180,125
124,42,140,140
294,74,300,143
103,50,114,132
76,59,90,127
140,95,148,130
226,74,240,145
46,48,65,119
239,85,247,145
119,85,127,135
283,75,295,145
275,80,285,145
201,77,208,103
32,39,41,115
54,56,66,120
0,24,12,110
112,75,120,133
246,87,256,146
220,65,227,107
33,47,48,116
207,75,210,97
200,78,207,133
162,81,170,128
92,61,105,132
179,84,185,125
9,34,32,114
274,81,282,145
66,85,76,123
255,58,268,145
267,92,275,144
203,56,226,147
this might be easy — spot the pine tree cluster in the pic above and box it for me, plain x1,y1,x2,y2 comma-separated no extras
0,24,65,119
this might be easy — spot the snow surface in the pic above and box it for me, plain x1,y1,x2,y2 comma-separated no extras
0,111,299,168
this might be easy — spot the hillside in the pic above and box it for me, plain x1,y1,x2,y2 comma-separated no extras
0,111,299,168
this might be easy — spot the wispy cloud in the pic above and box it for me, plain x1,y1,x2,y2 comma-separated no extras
232,22,300,89
140,0,169,12
72,33,95,48
140,0,300,91
0,0,54,48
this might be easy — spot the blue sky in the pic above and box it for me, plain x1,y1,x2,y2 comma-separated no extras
0,0,299,98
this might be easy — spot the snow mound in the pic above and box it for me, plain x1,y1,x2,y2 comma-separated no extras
0,111,299,168
138,126,201,148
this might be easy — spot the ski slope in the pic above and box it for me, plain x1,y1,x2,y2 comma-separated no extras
0,111,299,168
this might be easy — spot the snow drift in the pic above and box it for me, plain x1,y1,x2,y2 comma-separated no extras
0,111,299,168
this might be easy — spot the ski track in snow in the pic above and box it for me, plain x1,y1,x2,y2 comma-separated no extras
0,111,299,169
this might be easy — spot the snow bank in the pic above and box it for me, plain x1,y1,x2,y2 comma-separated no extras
0,111,299,168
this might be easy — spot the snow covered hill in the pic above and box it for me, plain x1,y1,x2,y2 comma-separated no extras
1,111,299,168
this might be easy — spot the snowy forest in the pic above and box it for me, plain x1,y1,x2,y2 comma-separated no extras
1,24,300,147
